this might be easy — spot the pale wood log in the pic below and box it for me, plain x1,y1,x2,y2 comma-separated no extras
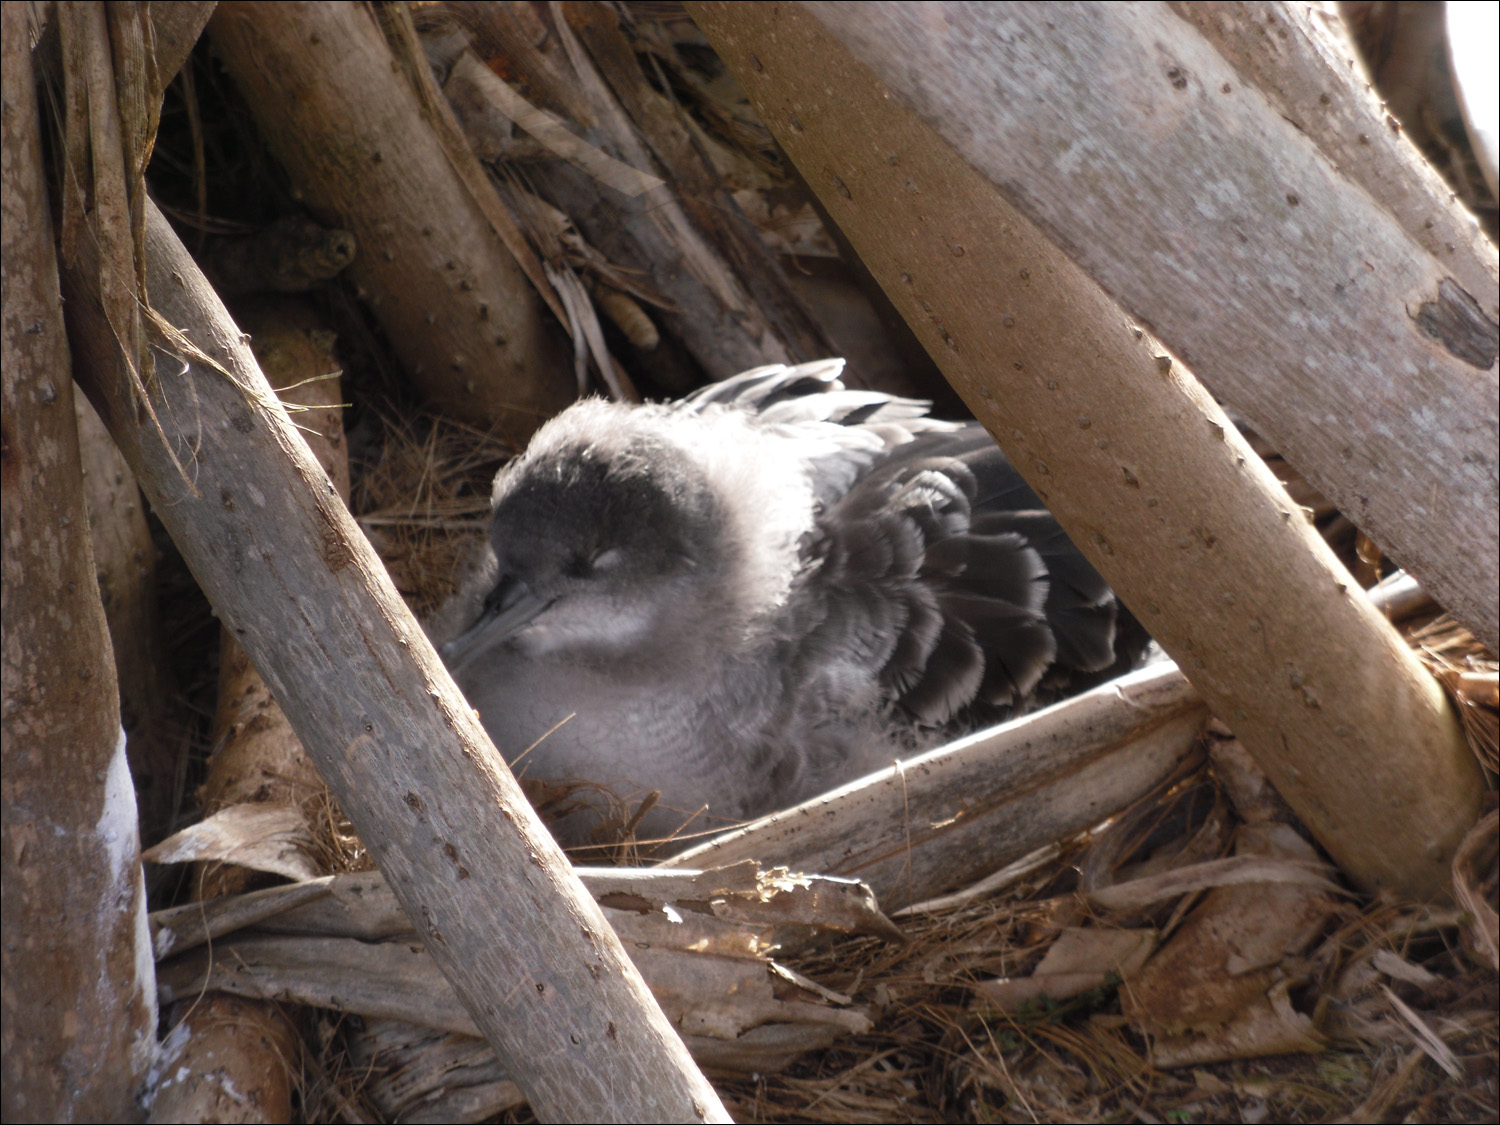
208,1,572,443
687,1,1484,900
1170,2,1495,301
1,7,154,1116
1336,1,1487,202
157,299,346,1123
665,663,1208,910
144,998,300,1125
802,0,1498,652
202,601,335,824
63,198,727,1123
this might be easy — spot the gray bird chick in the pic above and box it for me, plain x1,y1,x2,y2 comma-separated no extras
440,359,1146,848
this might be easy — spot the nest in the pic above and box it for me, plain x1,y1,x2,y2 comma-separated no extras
124,4,1498,1121
226,408,1494,1125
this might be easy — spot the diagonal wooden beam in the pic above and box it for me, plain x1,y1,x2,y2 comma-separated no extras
62,198,727,1123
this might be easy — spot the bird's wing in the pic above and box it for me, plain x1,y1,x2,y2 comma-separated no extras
673,358,848,412
680,359,959,507
674,358,942,430
689,361,1131,723
793,425,1124,726
948,435,1123,673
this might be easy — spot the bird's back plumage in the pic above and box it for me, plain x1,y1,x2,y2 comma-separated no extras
440,360,1146,848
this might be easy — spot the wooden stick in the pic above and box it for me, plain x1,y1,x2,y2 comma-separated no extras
665,664,1208,910
438,4,820,383
152,299,347,1124
63,198,728,1123
1169,2,1495,303
208,1,572,443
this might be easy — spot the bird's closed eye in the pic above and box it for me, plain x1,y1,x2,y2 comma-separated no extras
589,546,624,573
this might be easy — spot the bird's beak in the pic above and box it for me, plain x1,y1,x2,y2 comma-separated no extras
440,576,552,674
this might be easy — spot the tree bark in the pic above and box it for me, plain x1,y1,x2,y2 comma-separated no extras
438,2,818,383
688,0,1484,901
2,7,155,1117
74,394,184,846
143,998,300,1125
208,1,573,443
559,1,834,363
149,1,217,87
803,0,1498,652
1171,2,1494,301
149,299,346,1124
194,297,347,865
63,198,728,1123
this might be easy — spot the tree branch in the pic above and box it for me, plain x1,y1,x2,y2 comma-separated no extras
63,198,727,1123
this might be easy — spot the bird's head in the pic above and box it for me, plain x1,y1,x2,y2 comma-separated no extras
441,401,762,674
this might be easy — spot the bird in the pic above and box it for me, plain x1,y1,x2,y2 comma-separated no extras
439,359,1149,850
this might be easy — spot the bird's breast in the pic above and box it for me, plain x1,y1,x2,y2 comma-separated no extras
453,648,788,824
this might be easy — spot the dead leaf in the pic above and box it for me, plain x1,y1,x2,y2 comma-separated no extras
1452,808,1499,970
975,926,1156,1012
1379,984,1464,1080
1121,823,1340,1066
142,803,321,883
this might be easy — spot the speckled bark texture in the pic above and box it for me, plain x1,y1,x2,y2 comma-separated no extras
807,0,1498,653
208,1,572,443
2,6,155,1117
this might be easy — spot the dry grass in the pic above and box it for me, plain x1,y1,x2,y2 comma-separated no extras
700,836,1497,1125
1411,615,1500,775
349,406,515,620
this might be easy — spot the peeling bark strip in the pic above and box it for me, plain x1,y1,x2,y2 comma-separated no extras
74,394,183,845
62,200,728,1123
1414,279,1500,369
147,861,887,1086
803,0,1499,652
433,1,828,383
471,65,665,196
687,1,1484,901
